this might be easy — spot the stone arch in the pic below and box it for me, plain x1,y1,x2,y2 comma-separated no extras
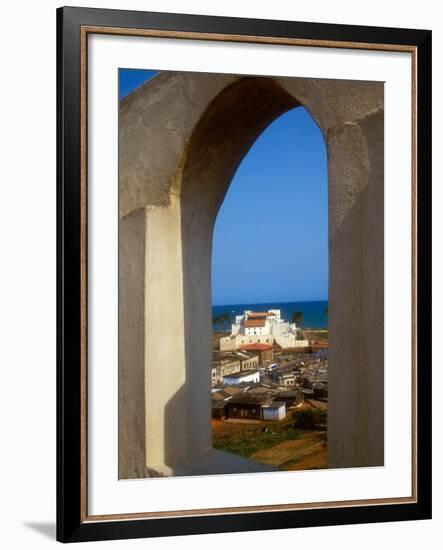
119,71,384,478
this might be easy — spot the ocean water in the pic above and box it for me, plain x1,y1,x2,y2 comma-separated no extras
212,300,328,331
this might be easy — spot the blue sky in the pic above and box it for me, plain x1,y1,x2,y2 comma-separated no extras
119,69,158,99
120,69,328,305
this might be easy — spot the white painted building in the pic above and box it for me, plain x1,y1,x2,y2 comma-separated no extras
222,369,260,386
220,309,309,351
262,401,287,421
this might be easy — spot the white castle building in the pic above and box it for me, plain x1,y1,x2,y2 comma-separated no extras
219,309,309,351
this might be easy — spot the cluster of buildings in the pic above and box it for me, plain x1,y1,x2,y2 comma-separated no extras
211,349,328,422
211,382,305,422
211,343,275,386
211,308,328,423
219,309,309,351
277,358,329,401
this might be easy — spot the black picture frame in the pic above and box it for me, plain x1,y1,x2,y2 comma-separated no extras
57,6,432,543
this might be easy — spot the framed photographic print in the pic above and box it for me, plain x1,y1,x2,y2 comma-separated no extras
57,6,432,543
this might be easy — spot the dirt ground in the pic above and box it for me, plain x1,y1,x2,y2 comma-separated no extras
283,442,327,470
251,431,326,469
212,418,327,471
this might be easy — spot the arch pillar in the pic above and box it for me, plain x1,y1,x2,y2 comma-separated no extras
327,108,384,468
119,201,277,478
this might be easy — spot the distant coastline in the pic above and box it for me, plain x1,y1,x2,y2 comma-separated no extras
212,300,328,331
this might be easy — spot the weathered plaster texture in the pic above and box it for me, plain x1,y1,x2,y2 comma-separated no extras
118,209,146,478
327,108,384,468
119,72,384,478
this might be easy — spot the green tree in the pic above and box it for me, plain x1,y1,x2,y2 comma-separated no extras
293,408,327,429
292,311,303,326
213,313,232,329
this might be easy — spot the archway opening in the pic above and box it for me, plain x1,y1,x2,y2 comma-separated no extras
209,104,329,470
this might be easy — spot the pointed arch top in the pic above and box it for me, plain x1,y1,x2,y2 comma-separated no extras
119,72,383,219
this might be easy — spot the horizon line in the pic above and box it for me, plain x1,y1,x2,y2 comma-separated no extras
212,298,328,308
